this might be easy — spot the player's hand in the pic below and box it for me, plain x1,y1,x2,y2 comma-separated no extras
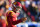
21,17,27,22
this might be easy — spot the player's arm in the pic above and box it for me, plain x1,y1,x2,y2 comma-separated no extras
12,17,27,25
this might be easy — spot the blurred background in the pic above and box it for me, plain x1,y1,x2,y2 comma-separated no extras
0,0,40,27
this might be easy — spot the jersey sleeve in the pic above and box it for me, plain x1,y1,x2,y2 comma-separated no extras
12,19,22,25
6,11,13,25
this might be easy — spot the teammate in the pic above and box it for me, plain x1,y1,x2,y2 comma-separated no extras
6,2,27,27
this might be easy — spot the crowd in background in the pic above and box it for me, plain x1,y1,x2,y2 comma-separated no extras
0,0,40,27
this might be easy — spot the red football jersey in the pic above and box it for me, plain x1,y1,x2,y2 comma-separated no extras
6,11,22,27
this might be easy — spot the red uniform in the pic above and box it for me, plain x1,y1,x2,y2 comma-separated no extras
6,11,22,27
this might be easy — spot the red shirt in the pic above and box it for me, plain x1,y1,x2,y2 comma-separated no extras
6,11,22,27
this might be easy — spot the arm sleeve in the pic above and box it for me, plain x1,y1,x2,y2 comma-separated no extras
12,19,22,25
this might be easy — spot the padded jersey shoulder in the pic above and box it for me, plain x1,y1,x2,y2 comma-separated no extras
7,11,15,16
